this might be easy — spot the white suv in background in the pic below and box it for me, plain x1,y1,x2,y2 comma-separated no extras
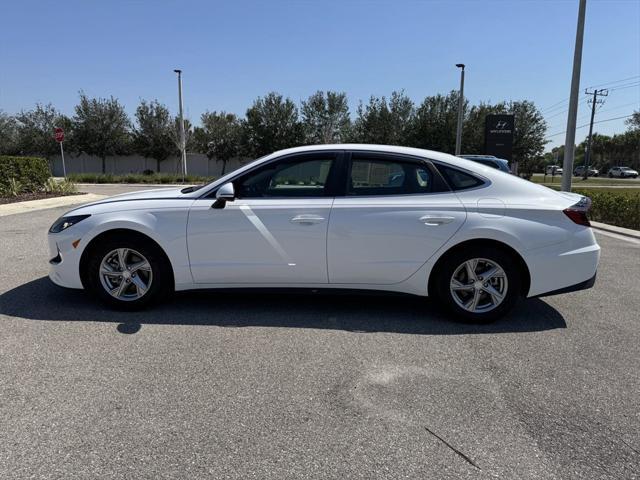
608,166,639,178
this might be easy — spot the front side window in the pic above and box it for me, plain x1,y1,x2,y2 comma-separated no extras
348,157,436,196
235,156,335,198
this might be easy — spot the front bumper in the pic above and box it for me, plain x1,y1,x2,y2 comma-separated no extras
48,232,85,289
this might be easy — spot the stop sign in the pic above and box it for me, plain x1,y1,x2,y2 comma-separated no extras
54,127,65,143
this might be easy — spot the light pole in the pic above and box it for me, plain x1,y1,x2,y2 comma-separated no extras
174,69,187,179
561,0,587,192
455,63,465,156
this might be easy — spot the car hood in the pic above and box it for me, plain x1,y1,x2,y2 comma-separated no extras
101,187,189,202
64,187,194,215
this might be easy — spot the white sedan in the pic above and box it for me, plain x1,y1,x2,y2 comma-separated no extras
48,145,600,322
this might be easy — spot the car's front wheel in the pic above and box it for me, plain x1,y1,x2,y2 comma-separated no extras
434,247,522,323
84,236,172,310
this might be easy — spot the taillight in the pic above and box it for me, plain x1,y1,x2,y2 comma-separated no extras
563,196,592,226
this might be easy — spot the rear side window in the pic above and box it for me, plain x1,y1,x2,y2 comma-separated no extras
437,165,485,191
348,157,439,196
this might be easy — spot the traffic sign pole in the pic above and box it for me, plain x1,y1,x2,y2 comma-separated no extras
54,127,66,178
60,141,66,178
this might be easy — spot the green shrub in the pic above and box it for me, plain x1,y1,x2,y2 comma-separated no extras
0,156,51,193
574,189,640,230
3,178,24,197
44,178,78,195
67,173,213,184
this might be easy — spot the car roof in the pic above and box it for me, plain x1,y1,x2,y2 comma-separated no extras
260,144,483,169
192,143,525,198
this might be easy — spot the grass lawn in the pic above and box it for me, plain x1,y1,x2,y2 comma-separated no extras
530,173,640,187
541,184,640,195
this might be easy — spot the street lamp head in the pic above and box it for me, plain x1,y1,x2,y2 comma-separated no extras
456,63,465,69
173,69,182,74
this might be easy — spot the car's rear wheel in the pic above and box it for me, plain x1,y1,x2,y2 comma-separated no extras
435,247,522,323
85,236,172,310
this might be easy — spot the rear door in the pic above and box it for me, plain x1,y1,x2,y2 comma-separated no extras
327,152,467,285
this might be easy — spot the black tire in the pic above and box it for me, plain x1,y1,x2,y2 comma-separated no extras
434,246,523,323
84,235,173,310
609,173,613,178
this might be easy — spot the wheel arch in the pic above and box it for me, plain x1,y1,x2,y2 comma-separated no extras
427,238,531,298
79,228,175,290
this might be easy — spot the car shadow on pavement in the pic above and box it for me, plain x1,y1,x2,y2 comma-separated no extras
0,277,566,335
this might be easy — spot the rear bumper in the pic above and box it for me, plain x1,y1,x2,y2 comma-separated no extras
534,272,596,298
526,228,600,298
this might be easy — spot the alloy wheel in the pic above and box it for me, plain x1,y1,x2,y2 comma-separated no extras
449,258,508,313
99,248,153,301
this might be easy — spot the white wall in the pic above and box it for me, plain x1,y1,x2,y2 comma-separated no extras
50,153,251,178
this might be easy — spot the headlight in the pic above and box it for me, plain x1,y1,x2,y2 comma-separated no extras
49,214,91,234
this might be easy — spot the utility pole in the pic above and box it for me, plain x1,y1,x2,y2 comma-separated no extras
455,63,465,156
582,88,608,179
174,69,187,180
561,0,587,192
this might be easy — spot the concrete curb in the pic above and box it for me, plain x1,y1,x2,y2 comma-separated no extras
591,221,640,240
0,194,106,217
75,183,189,187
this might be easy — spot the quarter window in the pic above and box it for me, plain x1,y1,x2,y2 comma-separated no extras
348,158,437,196
437,165,484,191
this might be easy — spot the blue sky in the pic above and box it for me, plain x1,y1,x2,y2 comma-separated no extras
1,0,638,149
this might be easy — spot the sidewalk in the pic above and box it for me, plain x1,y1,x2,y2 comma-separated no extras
0,193,105,217
591,221,640,240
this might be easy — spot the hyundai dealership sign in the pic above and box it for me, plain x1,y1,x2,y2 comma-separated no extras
485,114,515,161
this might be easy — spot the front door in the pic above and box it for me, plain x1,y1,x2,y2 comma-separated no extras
328,153,467,285
187,152,341,284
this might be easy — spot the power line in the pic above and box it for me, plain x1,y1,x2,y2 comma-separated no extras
541,75,640,114
576,100,640,122
607,81,640,92
544,97,589,121
545,113,634,138
585,74,640,90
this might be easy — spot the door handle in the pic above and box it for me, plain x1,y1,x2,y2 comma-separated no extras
420,215,455,226
290,214,325,225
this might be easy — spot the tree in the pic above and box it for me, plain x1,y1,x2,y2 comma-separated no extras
409,91,465,153
133,100,175,171
626,110,640,131
301,91,350,144
73,93,131,173
0,111,20,155
351,91,414,145
507,100,547,168
14,103,71,159
193,111,242,175
244,92,303,157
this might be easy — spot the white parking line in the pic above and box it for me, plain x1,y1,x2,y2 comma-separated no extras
593,229,640,246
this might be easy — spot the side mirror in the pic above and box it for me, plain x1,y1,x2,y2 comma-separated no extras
212,182,235,209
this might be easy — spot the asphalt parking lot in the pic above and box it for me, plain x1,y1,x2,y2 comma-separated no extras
1,198,639,479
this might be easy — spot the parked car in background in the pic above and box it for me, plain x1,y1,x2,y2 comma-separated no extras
608,166,639,178
458,155,511,173
574,165,600,177
47,144,600,323
545,165,563,175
